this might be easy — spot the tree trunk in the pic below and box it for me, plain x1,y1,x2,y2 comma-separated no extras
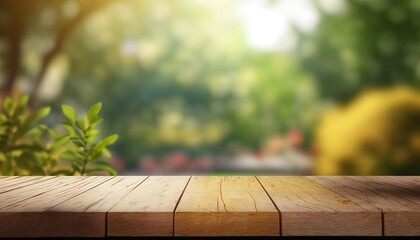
1,1,27,99
29,0,111,107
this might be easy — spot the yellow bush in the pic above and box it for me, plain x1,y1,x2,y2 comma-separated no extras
315,86,420,175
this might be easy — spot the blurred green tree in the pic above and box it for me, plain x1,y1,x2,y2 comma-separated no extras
49,1,252,167
296,0,420,101
0,0,113,103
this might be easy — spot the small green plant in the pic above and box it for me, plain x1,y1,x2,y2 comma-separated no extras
0,94,118,176
60,103,118,175
0,95,50,175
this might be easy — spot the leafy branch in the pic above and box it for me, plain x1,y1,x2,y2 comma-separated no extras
0,95,50,175
61,102,118,176
0,94,118,176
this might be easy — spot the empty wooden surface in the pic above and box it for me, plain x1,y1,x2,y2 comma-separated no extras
175,176,279,236
0,176,51,193
308,176,420,236
0,176,419,237
108,176,190,236
258,176,381,236
0,176,111,237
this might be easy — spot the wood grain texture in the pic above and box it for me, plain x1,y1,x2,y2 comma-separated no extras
50,176,147,212
0,176,419,237
0,176,110,211
0,176,111,237
258,176,381,236
0,177,84,209
0,176,52,193
308,176,420,236
108,176,190,236
175,176,279,236
0,176,20,183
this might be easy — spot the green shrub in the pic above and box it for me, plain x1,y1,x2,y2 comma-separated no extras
0,95,118,176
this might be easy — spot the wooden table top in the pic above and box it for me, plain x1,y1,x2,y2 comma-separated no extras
0,176,419,237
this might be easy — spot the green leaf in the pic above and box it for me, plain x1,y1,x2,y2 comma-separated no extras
50,135,70,150
6,144,44,152
70,137,85,147
47,128,60,139
89,151,103,162
86,135,95,144
86,129,99,137
90,116,102,125
102,148,111,158
61,105,76,124
61,150,79,162
95,134,119,150
94,161,117,176
62,124,75,136
87,102,102,123
18,95,29,107
30,107,51,122
4,97,13,116
0,114,7,123
37,124,48,130
28,127,42,139
75,119,86,132
15,107,50,140
14,95,29,116
74,125,85,138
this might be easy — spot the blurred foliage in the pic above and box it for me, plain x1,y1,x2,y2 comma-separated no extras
315,87,420,175
0,94,53,175
45,0,320,167
297,0,420,101
0,0,113,99
1,0,420,175
222,53,320,151
54,1,239,158
296,0,420,175
0,94,118,176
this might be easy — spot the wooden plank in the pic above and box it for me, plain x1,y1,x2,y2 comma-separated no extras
175,176,279,236
308,176,420,236
258,176,381,236
50,176,147,212
108,176,190,237
0,176,18,178
0,212,105,237
0,176,112,237
0,176,51,193
349,176,420,236
0,176,96,208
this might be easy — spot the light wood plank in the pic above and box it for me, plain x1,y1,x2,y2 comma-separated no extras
0,176,112,237
259,176,381,236
50,176,147,212
108,176,190,237
0,176,51,193
0,176,18,178
0,176,418,237
308,176,420,236
175,176,279,236
0,177,84,208
350,176,420,236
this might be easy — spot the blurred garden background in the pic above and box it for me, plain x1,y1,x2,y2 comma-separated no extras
1,0,419,175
